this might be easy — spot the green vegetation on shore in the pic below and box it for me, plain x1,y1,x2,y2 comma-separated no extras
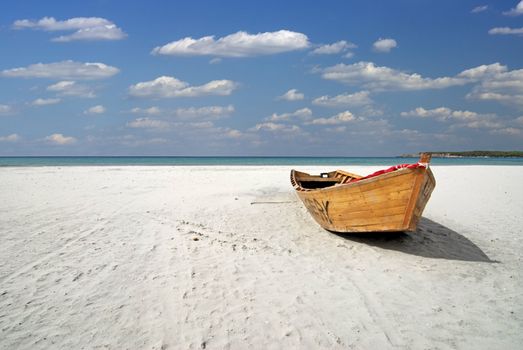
400,151,523,158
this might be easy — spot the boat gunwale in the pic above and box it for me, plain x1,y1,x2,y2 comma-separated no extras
291,166,431,193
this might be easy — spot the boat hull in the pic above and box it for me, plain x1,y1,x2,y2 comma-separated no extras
291,167,435,233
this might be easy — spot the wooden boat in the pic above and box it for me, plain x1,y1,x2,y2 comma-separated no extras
290,153,435,233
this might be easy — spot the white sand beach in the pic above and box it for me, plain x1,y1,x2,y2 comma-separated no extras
0,165,522,349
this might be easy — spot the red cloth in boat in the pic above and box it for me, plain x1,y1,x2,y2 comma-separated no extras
349,163,426,183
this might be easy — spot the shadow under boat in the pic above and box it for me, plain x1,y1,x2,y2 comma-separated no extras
332,217,496,263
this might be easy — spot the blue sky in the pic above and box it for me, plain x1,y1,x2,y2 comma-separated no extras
0,0,522,156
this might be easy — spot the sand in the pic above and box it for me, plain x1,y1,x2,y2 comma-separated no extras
0,165,522,349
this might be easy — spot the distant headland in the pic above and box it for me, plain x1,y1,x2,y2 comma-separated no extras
400,151,523,158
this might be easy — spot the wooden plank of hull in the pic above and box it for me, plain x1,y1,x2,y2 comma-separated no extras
333,205,409,219
335,213,407,227
293,166,435,232
332,197,410,214
407,169,436,231
332,222,409,233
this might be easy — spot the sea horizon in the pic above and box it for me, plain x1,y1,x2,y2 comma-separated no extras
1,155,522,167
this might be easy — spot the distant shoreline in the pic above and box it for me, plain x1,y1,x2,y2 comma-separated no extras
1,156,523,166
400,151,523,158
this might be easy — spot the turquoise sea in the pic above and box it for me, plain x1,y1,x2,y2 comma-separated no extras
1,156,522,166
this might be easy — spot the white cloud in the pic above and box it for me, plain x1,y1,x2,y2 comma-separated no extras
127,118,170,129
252,122,302,133
108,134,168,147
319,61,523,108
503,1,523,16
471,5,488,13
466,91,523,107
464,64,523,107
480,70,523,91
175,105,235,119
401,106,503,129
320,61,465,90
218,127,251,140
1,60,119,80
325,126,347,133
45,133,77,145
84,105,105,115
130,105,235,120
47,80,96,97
359,106,385,118
306,111,358,125
266,108,312,122
31,98,61,106
0,104,13,115
488,27,523,35
516,116,523,125
53,25,126,42
14,17,110,30
462,120,504,129
312,90,372,108
13,17,126,42
226,129,243,138
372,38,397,53
152,30,310,57
278,89,304,101
130,106,162,116
490,127,521,135
187,121,214,129
401,107,480,121
127,119,250,142
0,133,20,142
311,40,356,55
128,76,238,98
457,62,507,79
